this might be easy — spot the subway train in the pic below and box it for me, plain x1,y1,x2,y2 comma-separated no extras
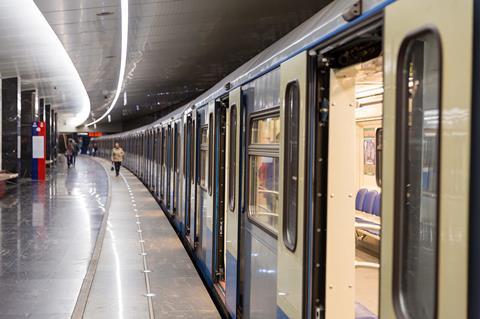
92,0,480,318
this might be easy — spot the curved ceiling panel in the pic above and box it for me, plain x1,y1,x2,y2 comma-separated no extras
33,0,121,130
34,0,330,130
0,0,90,131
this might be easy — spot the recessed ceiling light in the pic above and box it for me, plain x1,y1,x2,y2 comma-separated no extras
96,11,114,17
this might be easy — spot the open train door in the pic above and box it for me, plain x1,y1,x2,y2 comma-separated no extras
277,51,308,318
382,1,473,319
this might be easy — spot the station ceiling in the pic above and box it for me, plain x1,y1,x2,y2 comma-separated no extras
33,0,332,130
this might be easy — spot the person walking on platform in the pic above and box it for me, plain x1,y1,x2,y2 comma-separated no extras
93,142,98,157
73,140,79,166
65,142,74,168
111,142,125,177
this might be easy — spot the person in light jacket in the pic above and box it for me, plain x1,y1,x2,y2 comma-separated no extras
65,142,74,168
111,142,125,177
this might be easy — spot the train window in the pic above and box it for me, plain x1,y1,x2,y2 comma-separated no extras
251,117,280,144
283,81,299,251
229,105,237,212
248,113,280,234
394,31,441,319
200,126,208,189
208,113,213,195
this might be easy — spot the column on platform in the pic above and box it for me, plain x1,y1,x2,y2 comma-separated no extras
20,90,35,177
45,105,51,162
38,98,45,122
53,112,58,161
1,78,21,173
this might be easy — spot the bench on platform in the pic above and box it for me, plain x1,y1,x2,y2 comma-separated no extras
0,171,18,182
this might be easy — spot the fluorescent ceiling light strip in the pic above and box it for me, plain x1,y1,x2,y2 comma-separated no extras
86,0,129,127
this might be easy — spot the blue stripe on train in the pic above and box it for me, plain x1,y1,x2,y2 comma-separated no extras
277,306,289,319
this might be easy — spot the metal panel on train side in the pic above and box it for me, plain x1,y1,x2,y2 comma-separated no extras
241,68,280,319
189,109,197,247
382,1,473,319
176,118,185,229
225,87,241,318
277,51,308,318
197,102,215,279
325,67,356,319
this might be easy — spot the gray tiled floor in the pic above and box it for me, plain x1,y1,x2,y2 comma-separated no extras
84,158,219,319
0,156,108,319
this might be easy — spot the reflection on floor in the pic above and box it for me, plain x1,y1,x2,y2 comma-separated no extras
356,243,379,319
0,156,108,318
84,158,219,318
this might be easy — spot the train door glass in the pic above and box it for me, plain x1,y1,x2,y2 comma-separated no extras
176,122,181,213
162,127,167,200
192,114,199,244
173,122,178,213
214,98,227,292
393,31,440,319
196,107,208,255
167,125,172,209
185,120,191,233
324,55,383,319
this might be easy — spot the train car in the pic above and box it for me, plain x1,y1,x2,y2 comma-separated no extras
92,0,478,318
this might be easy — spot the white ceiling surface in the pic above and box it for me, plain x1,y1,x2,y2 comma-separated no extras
0,0,90,131
34,0,166,126
33,0,330,130
33,0,122,129
34,0,217,126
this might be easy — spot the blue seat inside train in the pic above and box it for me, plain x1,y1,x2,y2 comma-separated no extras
355,188,381,238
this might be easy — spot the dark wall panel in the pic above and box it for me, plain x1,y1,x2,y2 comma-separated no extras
2,78,20,173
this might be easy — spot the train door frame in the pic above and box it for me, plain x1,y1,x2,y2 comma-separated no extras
275,51,309,319
139,133,143,179
303,16,384,319
196,105,209,256
382,1,472,318
173,121,178,214
147,130,151,188
184,113,191,235
470,1,480,317
172,119,182,215
146,130,149,186
150,129,154,190
142,132,146,180
223,87,241,318
213,94,228,296
161,126,166,202
166,123,172,211
155,127,160,198
153,128,157,192
191,109,199,246
238,69,281,318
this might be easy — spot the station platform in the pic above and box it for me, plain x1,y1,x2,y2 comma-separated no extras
0,156,219,319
